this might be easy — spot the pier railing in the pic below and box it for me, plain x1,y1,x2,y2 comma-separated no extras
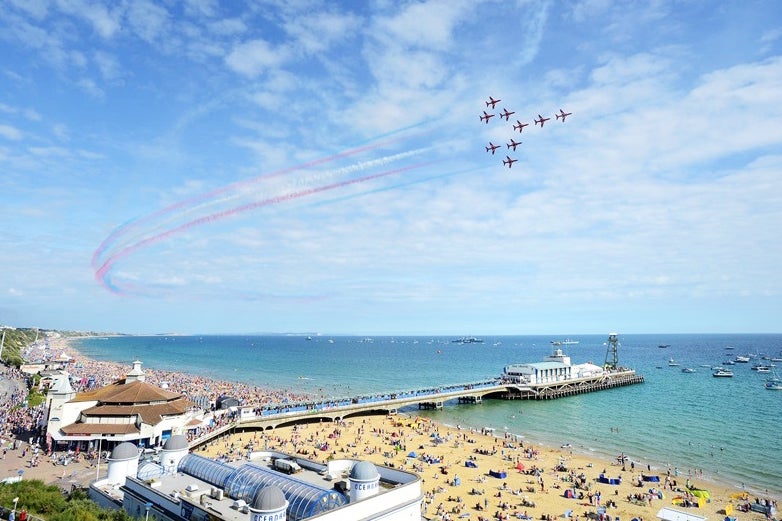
188,370,643,449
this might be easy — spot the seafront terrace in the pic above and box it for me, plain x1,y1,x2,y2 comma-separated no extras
189,370,643,448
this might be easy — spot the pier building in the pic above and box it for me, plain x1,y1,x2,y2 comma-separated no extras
501,348,605,385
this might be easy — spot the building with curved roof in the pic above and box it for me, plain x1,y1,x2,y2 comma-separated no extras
178,454,348,520
46,360,204,452
102,448,422,521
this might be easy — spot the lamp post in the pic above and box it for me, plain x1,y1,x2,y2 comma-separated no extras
12,496,19,517
94,437,102,481
145,502,152,521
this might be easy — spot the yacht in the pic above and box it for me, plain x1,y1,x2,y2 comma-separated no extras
712,368,734,377
668,358,680,367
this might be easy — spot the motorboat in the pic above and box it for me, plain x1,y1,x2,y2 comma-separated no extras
751,364,771,372
733,355,750,363
712,368,734,377
668,358,680,367
681,367,696,373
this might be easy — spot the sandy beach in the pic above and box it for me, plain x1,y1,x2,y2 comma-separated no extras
194,415,775,521
2,335,778,521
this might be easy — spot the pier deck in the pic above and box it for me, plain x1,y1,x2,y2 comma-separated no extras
189,370,644,449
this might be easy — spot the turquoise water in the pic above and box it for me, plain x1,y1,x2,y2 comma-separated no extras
74,333,782,496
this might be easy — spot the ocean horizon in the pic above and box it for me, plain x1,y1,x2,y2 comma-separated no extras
72,332,782,497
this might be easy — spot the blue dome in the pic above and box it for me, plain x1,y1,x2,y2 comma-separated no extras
349,461,378,481
252,485,287,511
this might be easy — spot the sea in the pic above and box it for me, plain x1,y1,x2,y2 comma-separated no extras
73,333,782,497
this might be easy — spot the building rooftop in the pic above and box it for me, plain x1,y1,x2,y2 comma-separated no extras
107,451,419,521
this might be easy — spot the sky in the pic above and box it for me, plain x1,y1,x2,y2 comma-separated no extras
1,0,781,336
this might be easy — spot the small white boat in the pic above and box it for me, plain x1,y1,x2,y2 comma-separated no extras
734,355,750,363
713,368,734,377
765,369,782,390
766,379,782,390
681,367,696,373
668,358,680,367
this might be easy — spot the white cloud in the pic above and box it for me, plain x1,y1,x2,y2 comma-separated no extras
208,17,247,36
225,39,289,77
0,124,23,140
93,50,121,81
374,0,474,50
0,124,22,141
283,11,361,55
126,0,170,44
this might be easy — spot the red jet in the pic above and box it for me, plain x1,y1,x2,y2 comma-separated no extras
513,120,529,133
485,96,501,109
479,110,495,124
502,156,518,168
485,142,500,154
535,114,550,127
499,108,515,121
555,109,572,122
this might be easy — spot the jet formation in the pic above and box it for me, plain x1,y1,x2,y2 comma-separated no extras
480,97,572,169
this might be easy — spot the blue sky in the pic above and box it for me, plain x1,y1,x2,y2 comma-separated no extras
1,0,781,335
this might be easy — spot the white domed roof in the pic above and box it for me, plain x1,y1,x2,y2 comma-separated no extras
163,434,188,451
349,461,378,481
110,442,138,460
251,485,287,511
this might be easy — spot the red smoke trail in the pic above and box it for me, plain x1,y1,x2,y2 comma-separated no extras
96,160,437,294
92,133,424,271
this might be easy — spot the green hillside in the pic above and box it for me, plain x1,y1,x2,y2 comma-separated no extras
0,327,38,366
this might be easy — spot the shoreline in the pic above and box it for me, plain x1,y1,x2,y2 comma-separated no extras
18,335,781,505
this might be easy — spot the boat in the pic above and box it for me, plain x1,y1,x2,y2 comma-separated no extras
452,336,484,344
712,368,734,377
681,367,696,373
764,369,782,390
551,339,579,346
751,364,771,372
668,358,680,367
658,344,671,348
733,355,750,363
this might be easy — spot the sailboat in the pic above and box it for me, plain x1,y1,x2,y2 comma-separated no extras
765,368,782,390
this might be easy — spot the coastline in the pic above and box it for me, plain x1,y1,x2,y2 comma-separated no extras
9,335,778,515
61,335,780,499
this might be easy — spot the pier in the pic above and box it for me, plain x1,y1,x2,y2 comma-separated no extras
189,369,644,449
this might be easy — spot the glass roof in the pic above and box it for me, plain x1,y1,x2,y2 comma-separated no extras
178,454,347,520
